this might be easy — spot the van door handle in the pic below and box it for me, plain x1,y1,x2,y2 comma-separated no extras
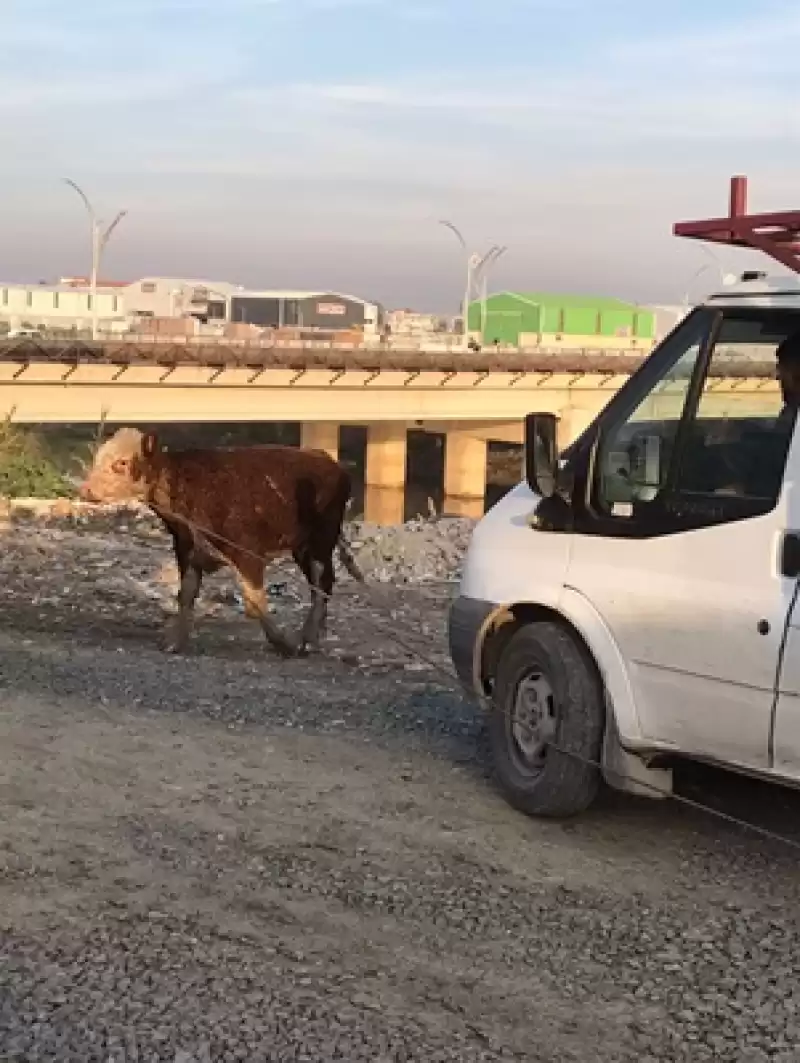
781,532,800,578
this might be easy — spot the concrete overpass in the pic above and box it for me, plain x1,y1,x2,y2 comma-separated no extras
0,338,780,518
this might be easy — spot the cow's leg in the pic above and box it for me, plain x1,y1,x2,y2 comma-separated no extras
314,554,335,647
242,595,263,619
237,573,297,658
316,552,335,642
300,559,326,654
165,565,203,653
294,546,335,654
163,525,203,653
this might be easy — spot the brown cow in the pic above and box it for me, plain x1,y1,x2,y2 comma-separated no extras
79,427,363,656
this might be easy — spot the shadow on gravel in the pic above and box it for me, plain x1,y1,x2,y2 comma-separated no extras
0,586,449,664
2,621,800,870
0,630,486,761
571,763,800,879
0,599,267,658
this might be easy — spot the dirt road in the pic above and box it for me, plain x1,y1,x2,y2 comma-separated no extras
1,519,799,1061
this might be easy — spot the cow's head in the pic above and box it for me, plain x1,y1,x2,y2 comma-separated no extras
79,427,159,504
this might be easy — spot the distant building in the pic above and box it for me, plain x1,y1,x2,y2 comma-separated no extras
645,303,690,340
386,309,446,336
467,291,655,349
121,277,243,322
0,274,385,339
228,290,384,336
59,276,130,289
0,281,126,334
120,279,384,336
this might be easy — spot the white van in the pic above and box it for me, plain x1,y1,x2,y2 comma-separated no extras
448,273,800,817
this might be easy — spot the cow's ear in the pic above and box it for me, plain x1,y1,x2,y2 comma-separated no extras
142,432,159,459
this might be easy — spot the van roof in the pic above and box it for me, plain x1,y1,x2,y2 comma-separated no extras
705,273,800,308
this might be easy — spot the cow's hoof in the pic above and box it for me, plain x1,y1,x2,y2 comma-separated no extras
162,638,189,655
270,638,299,659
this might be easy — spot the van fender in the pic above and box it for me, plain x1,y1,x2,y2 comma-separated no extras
557,585,642,741
558,586,674,798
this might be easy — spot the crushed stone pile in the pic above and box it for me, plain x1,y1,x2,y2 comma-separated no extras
1,498,476,586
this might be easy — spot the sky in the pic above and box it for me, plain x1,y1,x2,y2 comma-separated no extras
2,0,800,311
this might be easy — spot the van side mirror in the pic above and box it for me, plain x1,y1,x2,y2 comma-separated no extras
524,412,559,498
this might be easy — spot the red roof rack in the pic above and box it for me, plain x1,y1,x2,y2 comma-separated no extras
674,175,800,275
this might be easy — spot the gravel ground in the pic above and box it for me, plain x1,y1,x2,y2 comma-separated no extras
1,508,800,1062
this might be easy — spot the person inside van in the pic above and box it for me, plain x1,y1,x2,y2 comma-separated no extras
776,331,800,416
602,331,800,504
680,331,800,499
718,331,800,498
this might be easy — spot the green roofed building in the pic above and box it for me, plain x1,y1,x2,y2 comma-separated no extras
467,291,655,349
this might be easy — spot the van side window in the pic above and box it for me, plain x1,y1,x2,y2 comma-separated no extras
675,317,790,501
596,316,707,508
594,309,798,522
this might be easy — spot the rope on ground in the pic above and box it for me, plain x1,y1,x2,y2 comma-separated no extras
67,504,800,856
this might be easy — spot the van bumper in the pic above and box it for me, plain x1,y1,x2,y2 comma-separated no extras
447,595,496,698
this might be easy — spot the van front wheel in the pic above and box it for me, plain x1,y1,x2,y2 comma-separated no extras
489,621,604,818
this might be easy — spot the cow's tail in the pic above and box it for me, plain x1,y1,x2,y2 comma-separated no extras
337,533,365,582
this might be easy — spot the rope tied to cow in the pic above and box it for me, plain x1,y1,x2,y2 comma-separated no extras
64,500,800,857
76,426,800,855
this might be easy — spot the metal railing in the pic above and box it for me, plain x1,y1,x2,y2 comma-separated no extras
0,338,779,379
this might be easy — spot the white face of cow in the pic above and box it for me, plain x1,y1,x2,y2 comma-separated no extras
79,427,157,504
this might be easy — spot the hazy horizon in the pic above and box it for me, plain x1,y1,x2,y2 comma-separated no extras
3,0,798,313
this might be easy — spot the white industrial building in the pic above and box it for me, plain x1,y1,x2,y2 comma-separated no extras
0,282,126,334
121,277,244,321
646,304,691,340
387,308,447,336
0,276,245,336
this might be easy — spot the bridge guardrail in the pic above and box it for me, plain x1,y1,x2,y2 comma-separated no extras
0,339,779,380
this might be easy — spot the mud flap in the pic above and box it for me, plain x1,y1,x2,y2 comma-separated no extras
602,695,673,800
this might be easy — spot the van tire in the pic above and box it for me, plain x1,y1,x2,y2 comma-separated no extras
489,621,604,818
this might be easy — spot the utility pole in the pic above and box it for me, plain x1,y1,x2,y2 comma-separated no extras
475,245,507,338
439,220,473,348
63,179,127,341
439,222,507,347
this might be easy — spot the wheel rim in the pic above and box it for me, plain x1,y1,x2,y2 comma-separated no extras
509,670,557,774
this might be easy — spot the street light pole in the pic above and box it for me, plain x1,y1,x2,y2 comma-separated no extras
696,243,726,287
63,179,127,341
439,220,472,348
475,245,507,338
682,263,712,308
474,245,498,338
438,222,508,348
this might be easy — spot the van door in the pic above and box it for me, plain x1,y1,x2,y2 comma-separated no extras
767,427,800,780
564,307,799,768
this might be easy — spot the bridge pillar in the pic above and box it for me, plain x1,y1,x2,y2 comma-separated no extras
300,421,340,460
444,431,487,501
363,485,405,525
365,423,407,489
